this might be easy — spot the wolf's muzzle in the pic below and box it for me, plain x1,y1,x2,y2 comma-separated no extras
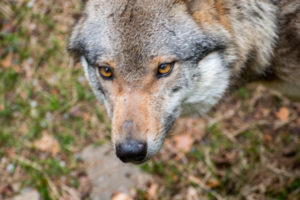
116,139,147,163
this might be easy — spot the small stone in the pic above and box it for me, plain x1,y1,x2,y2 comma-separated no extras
30,101,38,108
6,163,15,173
13,189,40,200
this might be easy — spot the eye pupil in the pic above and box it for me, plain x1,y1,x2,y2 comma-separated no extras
99,66,113,79
160,64,167,69
104,67,110,73
157,62,174,78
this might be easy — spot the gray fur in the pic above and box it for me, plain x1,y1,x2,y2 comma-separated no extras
69,0,300,163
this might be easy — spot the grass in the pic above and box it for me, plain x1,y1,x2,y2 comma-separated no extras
1,0,300,200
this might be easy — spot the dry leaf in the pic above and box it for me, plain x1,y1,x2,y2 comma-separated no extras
264,133,272,141
62,186,81,200
18,123,29,134
0,104,4,111
187,187,198,200
0,184,13,198
206,179,220,189
1,54,12,68
33,132,60,155
147,183,158,199
261,108,271,117
79,175,92,198
91,115,99,128
283,144,298,157
176,118,206,141
213,151,235,167
13,64,22,73
83,113,91,122
276,107,290,122
111,192,132,200
51,88,59,95
69,105,83,118
173,134,194,153
20,91,27,101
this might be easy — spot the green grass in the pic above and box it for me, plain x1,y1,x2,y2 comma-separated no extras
0,1,94,198
0,0,299,199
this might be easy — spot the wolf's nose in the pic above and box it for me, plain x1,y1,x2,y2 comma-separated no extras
116,140,147,163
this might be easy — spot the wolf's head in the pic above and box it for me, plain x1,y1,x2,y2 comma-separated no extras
69,0,234,163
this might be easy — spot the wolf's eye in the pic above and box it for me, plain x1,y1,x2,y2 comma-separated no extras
98,67,113,79
157,62,174,78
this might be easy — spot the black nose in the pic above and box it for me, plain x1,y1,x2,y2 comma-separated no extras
116,140,147,163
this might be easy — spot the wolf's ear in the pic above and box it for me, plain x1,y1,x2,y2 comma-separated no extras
185,0,214,13
185,0,201,10
67,35,84,63
68,19,86,63
68,6,87,62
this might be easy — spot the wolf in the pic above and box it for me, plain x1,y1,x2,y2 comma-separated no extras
68,0,300,163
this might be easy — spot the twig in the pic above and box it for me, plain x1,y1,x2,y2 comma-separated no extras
62,185,81,200
224,116,297,139
273,114,298,130
185,149,225,200
267,164,300,178
0,3,13,18
248,85,265,112
187,175,224,200
12,155,60,199
207,102,241,127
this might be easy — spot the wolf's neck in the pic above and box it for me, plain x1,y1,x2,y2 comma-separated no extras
190,0,279,78
225,0,279,76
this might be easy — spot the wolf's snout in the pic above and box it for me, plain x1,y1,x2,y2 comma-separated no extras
116,140,147,163
113,117,149,163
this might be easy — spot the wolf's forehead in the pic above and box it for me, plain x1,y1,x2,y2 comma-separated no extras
88,0,179,49
110,2,175,78
82,0,207,80
84,1,183,68
86,0,180,13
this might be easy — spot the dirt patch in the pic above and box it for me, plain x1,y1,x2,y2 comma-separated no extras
80,144,152,200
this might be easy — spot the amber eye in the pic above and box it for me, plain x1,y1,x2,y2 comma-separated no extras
98,67,113,79
157,62,174,78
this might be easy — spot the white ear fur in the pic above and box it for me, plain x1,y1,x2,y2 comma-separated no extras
184,52,230,115
81,56,90,80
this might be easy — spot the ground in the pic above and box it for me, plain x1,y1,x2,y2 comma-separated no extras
0,0,299,200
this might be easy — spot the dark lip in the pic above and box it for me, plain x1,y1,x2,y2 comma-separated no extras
118,155,151,165
119,159,145,164
130,160,146,165
120,157,148,165
133,155,152,165
119,159,145,165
